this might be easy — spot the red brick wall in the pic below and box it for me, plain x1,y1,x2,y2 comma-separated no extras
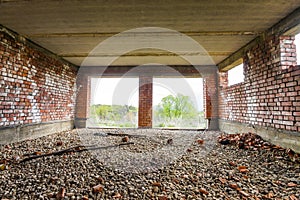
138,75,153,128
202,67,219,130
219,35,300,132
0,29,77,127
203,72,218,119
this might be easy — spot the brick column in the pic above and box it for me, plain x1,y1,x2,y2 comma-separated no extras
203,69,219,130
75,74,90,128
138,76,153,128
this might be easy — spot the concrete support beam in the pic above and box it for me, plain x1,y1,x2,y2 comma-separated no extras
59,52,232,58
76,65,202,78
27,31,260,38
268,6,300,36
218,37,262,71
218,7,300,71
0,120,74,145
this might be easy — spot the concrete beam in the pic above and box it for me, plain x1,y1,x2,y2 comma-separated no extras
218,37,262,71
78,65,203,77
218,7,300,71
267,6,300,36
59,52,232,58
0,120,74,145
27,31,260,38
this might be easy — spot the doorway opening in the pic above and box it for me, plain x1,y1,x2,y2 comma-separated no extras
152,78,205,129
88,77,139,128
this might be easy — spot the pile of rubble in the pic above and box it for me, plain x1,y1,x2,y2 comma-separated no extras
218,132,299,162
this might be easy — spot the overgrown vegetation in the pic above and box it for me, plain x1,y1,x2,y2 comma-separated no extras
89,94,205,128
153,94,205,128
89,104,138,127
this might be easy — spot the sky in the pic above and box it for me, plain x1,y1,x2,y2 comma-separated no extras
228,63,244,86
295,33,300,64
91,77,203,111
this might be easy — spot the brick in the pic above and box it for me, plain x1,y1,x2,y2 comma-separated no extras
0,29,77,128
219,34,299,133
293,112,300,117
138,76,153,127
286,81,297,87
287,91,297,96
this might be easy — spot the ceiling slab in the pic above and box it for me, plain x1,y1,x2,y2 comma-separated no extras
0,0,300,66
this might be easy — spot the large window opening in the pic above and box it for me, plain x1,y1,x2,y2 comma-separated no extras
295,33,300,65
89,77,139,128
153,78,205,129
228,62,244,86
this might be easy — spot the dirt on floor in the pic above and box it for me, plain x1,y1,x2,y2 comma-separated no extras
0,129,299,200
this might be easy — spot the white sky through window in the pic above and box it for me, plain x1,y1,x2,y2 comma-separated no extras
91,78,203,111
228,63,244,86
295,33,300,65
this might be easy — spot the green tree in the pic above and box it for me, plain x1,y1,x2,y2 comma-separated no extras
155,94,198,124
90,104,138,127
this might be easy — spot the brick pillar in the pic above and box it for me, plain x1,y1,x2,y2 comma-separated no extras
138,76,153,128
280,35,297,69
203,69,219,130
75,74,90,128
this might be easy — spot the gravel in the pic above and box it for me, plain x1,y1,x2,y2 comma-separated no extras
0,129,299,199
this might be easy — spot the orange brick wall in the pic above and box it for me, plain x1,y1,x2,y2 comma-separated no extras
0,28,77,127
219,35,300,132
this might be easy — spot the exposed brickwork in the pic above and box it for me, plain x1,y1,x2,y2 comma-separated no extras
200,66,219,130
203,72,218,119
0,29,77,127
280,36,297,69
75,74,89,119
138,76,153,128
219,35,300,132
218,71,228,118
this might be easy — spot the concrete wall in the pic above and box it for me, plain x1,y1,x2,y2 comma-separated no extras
0,26,77,144
219,34,300,152
0,120,74,144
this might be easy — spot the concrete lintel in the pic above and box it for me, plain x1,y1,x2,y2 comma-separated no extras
60,52,231,58
218,7,300,71
219,119,300,154
27,31,260,38
80,65,204,77
267,6,300,36
0,120,74,145
218,36,262,71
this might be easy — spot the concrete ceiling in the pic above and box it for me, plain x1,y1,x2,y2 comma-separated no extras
0,0,300,67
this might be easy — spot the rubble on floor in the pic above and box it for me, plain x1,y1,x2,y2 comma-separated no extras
218,132,300,162
0,129,299,199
